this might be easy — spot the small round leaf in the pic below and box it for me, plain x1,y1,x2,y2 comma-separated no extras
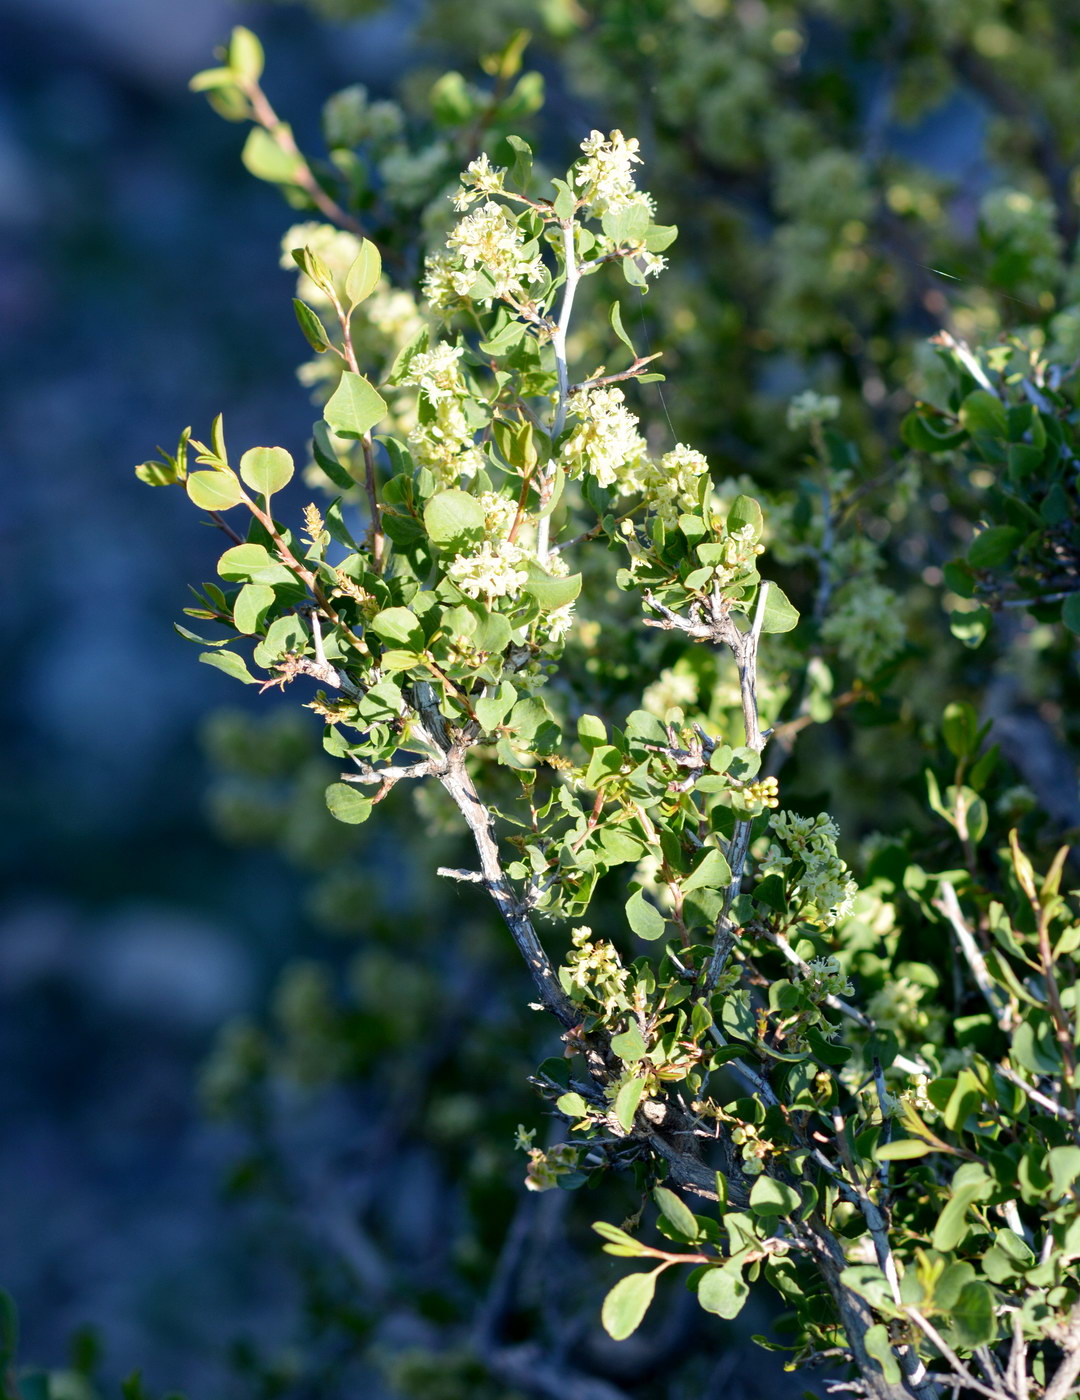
240,446,294,497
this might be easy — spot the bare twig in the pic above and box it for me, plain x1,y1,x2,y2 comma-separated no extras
538,220,581,559
933,882,1011,1030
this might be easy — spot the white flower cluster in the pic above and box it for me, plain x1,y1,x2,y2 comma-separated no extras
399,343,485,486
764,810,858,928
451,152,507,211
429,200,545,308
821,581,905,676
561,386,647,490
637,443,710,524
787,390,840,432
710,522,764,589
575,130,652,218
563,925,629,1017
798,955,854,1001
447,537,530,602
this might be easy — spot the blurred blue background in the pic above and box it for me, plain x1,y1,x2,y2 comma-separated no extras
0,1,419,1389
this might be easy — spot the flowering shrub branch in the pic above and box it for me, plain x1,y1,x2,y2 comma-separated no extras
134,27,1080,1400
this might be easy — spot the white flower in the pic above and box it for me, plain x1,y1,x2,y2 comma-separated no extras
447,539,530,601
575,130,652,218
639,442,710,523
451,152,507,210
561,386,647,490
544,601,576,643
445,201,545,305
400,343,466,403
787,390,840,432
764,810,858,929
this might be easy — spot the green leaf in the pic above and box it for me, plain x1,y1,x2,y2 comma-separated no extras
601,1270,656,1341
239,446,294,497
864,1324,901,1384
1048,1145,1080,1196
556,1091,588,1119
325,782,373,825
950,606,991,649
625,887,666,941
943,700,979,759
324,371,387,439
759,583,799,634
614,1076,645,1132
681,847,733,894
749,1177,801,1218
475,682,517,733
227,26,264,83
423,488,486,547
233,582,275,635
875,1137,933,1161
967,526,1020,570
345,240,382,308
1062,594,1080,634
369,607,424,648
932,1182,987,1252
610,300,635,355
523,568,582,611
577,713,608,751
950,1281,996,1348
293,299,330,353
654,1186,699,1240
959,389,1007,438
728,494,763,541
840,1265,895,1311
186,469,243,511
593,1221,650,1257
241,127,304,185
199,650,256,685
312,420,356,491
697,1263,749,1319
611,1023,647,1063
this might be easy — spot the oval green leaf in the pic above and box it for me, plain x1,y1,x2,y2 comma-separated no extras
345,240,382,308
186,469,243,512
601,1271,656,1341
232,582,275,635
653,1186,699,1240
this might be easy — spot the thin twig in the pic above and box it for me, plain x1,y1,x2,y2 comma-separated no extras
934,882,1011,1030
